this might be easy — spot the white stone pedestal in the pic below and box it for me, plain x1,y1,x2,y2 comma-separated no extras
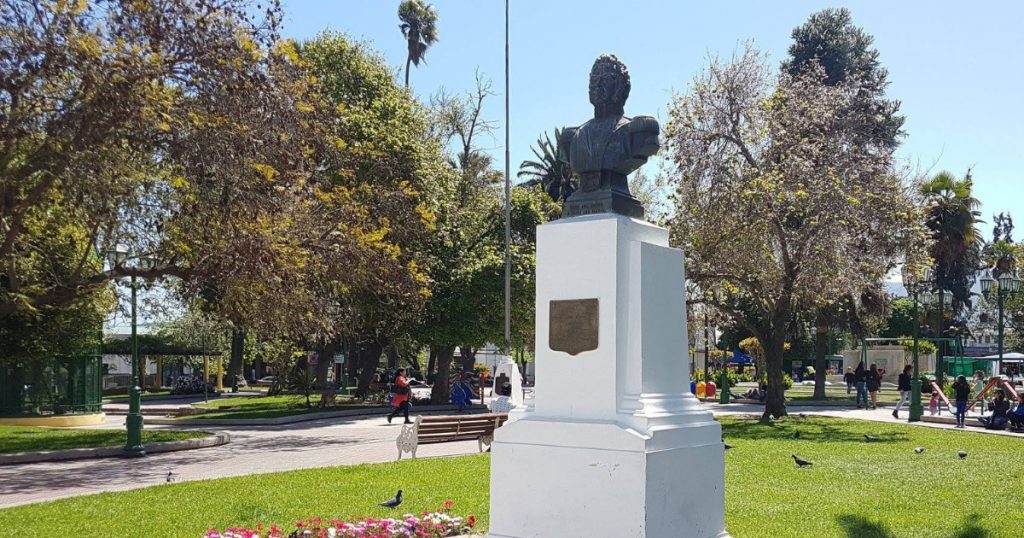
488,215,729,538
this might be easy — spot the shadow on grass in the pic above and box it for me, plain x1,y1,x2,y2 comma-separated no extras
950,513,990,538
721,417,909,444
837,514,893,538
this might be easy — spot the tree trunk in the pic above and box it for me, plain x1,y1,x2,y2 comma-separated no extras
404,55,411,87
761,333,789,422
229,328,245,391
385,344,399,369
315,339,340,389
407,349,422,373
346,346,360,382
430,345,456,404
354,340,384,398
427,348,437,378
813,324,828,400
459,346,477,372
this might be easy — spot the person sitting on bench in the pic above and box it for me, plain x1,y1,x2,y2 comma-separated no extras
978,390,1010,430
1008,392,1024,431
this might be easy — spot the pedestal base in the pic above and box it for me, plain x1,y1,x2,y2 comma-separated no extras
488,416,730,538
562,189,645,219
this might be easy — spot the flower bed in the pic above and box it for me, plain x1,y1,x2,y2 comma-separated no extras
204,502,476,538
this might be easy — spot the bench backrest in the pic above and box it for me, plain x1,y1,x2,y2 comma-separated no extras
416,413,508,443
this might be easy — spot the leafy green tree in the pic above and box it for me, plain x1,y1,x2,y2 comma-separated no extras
881,297,918,339
298,32,451,397
398,0,439,87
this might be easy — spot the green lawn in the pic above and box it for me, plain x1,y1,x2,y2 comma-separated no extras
0,426,208,454
187,394,378,420
1,417,1022,537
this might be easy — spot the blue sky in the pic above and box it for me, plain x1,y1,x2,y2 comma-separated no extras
281,0,1022,226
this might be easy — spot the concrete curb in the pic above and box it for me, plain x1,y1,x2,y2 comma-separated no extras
144,404,488,426
0,431,231,465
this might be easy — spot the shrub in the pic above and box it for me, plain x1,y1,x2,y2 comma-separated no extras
203,503,476,538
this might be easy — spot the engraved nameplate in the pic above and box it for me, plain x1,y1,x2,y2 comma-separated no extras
549,299,599,356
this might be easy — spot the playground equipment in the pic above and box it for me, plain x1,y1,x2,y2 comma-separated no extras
965,376,1020,413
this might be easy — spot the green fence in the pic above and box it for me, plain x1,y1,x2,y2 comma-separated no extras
0,355,103,416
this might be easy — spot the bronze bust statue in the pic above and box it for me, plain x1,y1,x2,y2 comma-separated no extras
558,54,660,219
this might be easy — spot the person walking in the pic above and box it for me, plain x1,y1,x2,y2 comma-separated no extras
854,362,868,409
844,367,855,395
867,363,883,410
893,364,913,419
953,375,970,428
387,368,413,424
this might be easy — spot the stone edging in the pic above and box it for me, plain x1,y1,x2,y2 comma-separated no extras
145,404,487,426
0,431,230,465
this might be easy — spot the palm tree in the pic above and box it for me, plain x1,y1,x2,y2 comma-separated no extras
517,128,574,202
398,0,438,88
920,170,984,384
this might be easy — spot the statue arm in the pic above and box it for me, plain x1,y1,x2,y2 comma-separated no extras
557,127,577,164
627,116,660,159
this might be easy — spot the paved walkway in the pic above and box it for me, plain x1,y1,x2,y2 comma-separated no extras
0,413,481,508
2,402,1021,509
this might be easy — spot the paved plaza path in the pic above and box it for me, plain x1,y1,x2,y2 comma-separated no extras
2,402,1020,509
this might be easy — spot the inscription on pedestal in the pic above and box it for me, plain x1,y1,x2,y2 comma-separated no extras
549,299,599,355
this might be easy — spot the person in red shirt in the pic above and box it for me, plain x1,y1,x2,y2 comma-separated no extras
387,368,413,424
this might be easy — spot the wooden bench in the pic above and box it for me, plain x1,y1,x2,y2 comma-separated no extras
396,413,508,460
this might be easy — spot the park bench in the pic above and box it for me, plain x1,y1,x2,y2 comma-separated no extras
396,413,508,460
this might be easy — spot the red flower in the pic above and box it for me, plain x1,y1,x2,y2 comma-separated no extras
468,515,477,527
443,500,454,510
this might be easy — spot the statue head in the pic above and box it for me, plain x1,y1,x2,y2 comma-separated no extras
588,54,631,117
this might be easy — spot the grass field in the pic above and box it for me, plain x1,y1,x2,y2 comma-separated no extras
1,417,1022,537
0,426,208,454
188,394,378,420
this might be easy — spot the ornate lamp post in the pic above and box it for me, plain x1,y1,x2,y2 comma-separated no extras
980,270,1022,365
105,247,158,457
901,264,932,422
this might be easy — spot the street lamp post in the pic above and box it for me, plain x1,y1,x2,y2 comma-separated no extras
980,270,1022,366
901,265,932,422
105,246,150,457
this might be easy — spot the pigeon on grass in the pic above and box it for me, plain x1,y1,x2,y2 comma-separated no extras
380,490,403,508
864,435,879,442
792,430,801,440
792,455,813,468
914,447,925,454
958,450,968,460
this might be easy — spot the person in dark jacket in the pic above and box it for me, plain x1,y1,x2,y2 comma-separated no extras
1008,392,1024,431
953,375,970,428
844,367,856,395
854,362,868,409
978,390,1010,430
866,364,883,410
893,365,913,419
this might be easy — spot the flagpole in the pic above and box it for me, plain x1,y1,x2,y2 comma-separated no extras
503,0,512,356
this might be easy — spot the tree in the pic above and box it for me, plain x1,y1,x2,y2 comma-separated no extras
920,170,984,383
665,44,920,420
398,0,438,88
0,0,340,360
881,297,917,339
517,128,575,202
783,8,905,399
298,32,451,397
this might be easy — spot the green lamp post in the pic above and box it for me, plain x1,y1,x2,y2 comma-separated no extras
719,333,731,404
980,269,1021,366
106,246,158,457
901,264,932,422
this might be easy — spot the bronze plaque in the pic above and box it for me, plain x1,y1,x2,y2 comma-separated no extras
549,299,599,356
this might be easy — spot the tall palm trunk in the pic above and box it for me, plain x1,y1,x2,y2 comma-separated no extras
404,55,411,87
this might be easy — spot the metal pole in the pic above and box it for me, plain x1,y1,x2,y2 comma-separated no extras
935,290,944,387
704,310,710,382
909,291,923,422
502,0,511,356
125,275,145,456
998,287,1005,363
719,334,730,404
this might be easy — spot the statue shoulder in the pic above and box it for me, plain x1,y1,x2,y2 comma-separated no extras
627,115,659,133
557,126,578,163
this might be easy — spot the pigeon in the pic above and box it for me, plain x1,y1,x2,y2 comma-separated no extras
792,455,813,468
165,471,176,483
792,430,801,439
380,489,403,508
914,447,925,454
723,439,734,450
864,434,879,442
958,450,968,460
799,413,808,419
